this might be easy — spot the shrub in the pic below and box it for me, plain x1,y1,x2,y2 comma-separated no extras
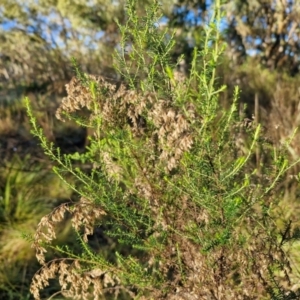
25,0,300,299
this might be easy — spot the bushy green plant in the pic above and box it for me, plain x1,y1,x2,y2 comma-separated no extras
25,0,300,299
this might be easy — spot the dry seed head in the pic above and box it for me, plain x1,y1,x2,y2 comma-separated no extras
102,151,123,181
31,259,121,300
32,200,106,264
57,75,197,173
70,197,106,242
56,77,91,120
32,206,68,264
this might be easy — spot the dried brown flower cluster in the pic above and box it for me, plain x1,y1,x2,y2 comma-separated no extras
56,74,196,173
32,197,106,265
30,258,121,300
30,198,113,299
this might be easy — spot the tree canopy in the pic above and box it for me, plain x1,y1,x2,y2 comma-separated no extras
1,0,299,102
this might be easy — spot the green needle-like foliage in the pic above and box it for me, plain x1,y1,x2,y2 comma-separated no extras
25,0,300,299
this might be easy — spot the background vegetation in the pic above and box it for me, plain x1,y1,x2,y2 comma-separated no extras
1,0,300,299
